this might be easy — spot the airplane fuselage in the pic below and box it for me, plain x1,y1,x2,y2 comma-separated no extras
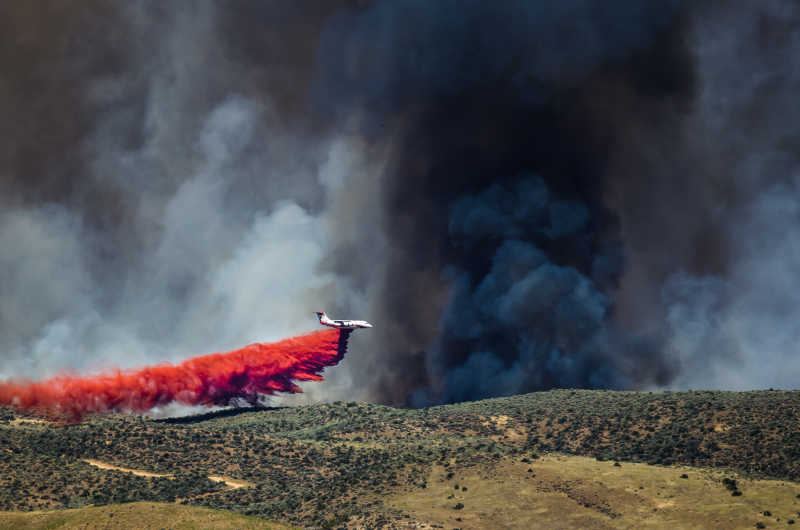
315,311,372,329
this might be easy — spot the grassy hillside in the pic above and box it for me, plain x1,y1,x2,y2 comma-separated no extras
0,501,292,529
392,454,800,529
1,389,799,528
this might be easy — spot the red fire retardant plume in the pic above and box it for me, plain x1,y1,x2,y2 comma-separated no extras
0,329,350,422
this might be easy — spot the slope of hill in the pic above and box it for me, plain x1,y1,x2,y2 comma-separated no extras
0,501,292,529
1,389,799,528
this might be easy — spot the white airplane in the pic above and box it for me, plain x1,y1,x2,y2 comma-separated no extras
315,311,373,329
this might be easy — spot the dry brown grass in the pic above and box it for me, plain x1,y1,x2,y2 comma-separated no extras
390,454,800,529
0,502,292,529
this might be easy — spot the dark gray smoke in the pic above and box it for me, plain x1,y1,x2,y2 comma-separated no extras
311,0,691,403
1,1,799,409
420,177,622,404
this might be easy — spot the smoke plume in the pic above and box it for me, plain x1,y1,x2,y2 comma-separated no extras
1,1,799,409
0,329,349,422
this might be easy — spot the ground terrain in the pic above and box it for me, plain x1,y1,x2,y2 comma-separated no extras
1,389,799,528
0,501,291,529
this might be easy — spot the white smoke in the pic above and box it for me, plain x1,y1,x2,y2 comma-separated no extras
664,185,800,390
658,1,800,390
0,4,368,412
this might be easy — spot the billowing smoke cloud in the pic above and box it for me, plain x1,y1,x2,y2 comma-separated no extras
311,0,691,403
1,1,799,410
603,1,800,391
0,329,350,422
0,3,340,380
416,177,622,404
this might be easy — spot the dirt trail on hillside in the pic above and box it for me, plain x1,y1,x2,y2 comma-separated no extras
9,418,49,426
208,475,253,489
82,459,253,489
82,459,167,478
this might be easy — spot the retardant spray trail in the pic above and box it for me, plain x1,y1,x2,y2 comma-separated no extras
0,328,351,422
